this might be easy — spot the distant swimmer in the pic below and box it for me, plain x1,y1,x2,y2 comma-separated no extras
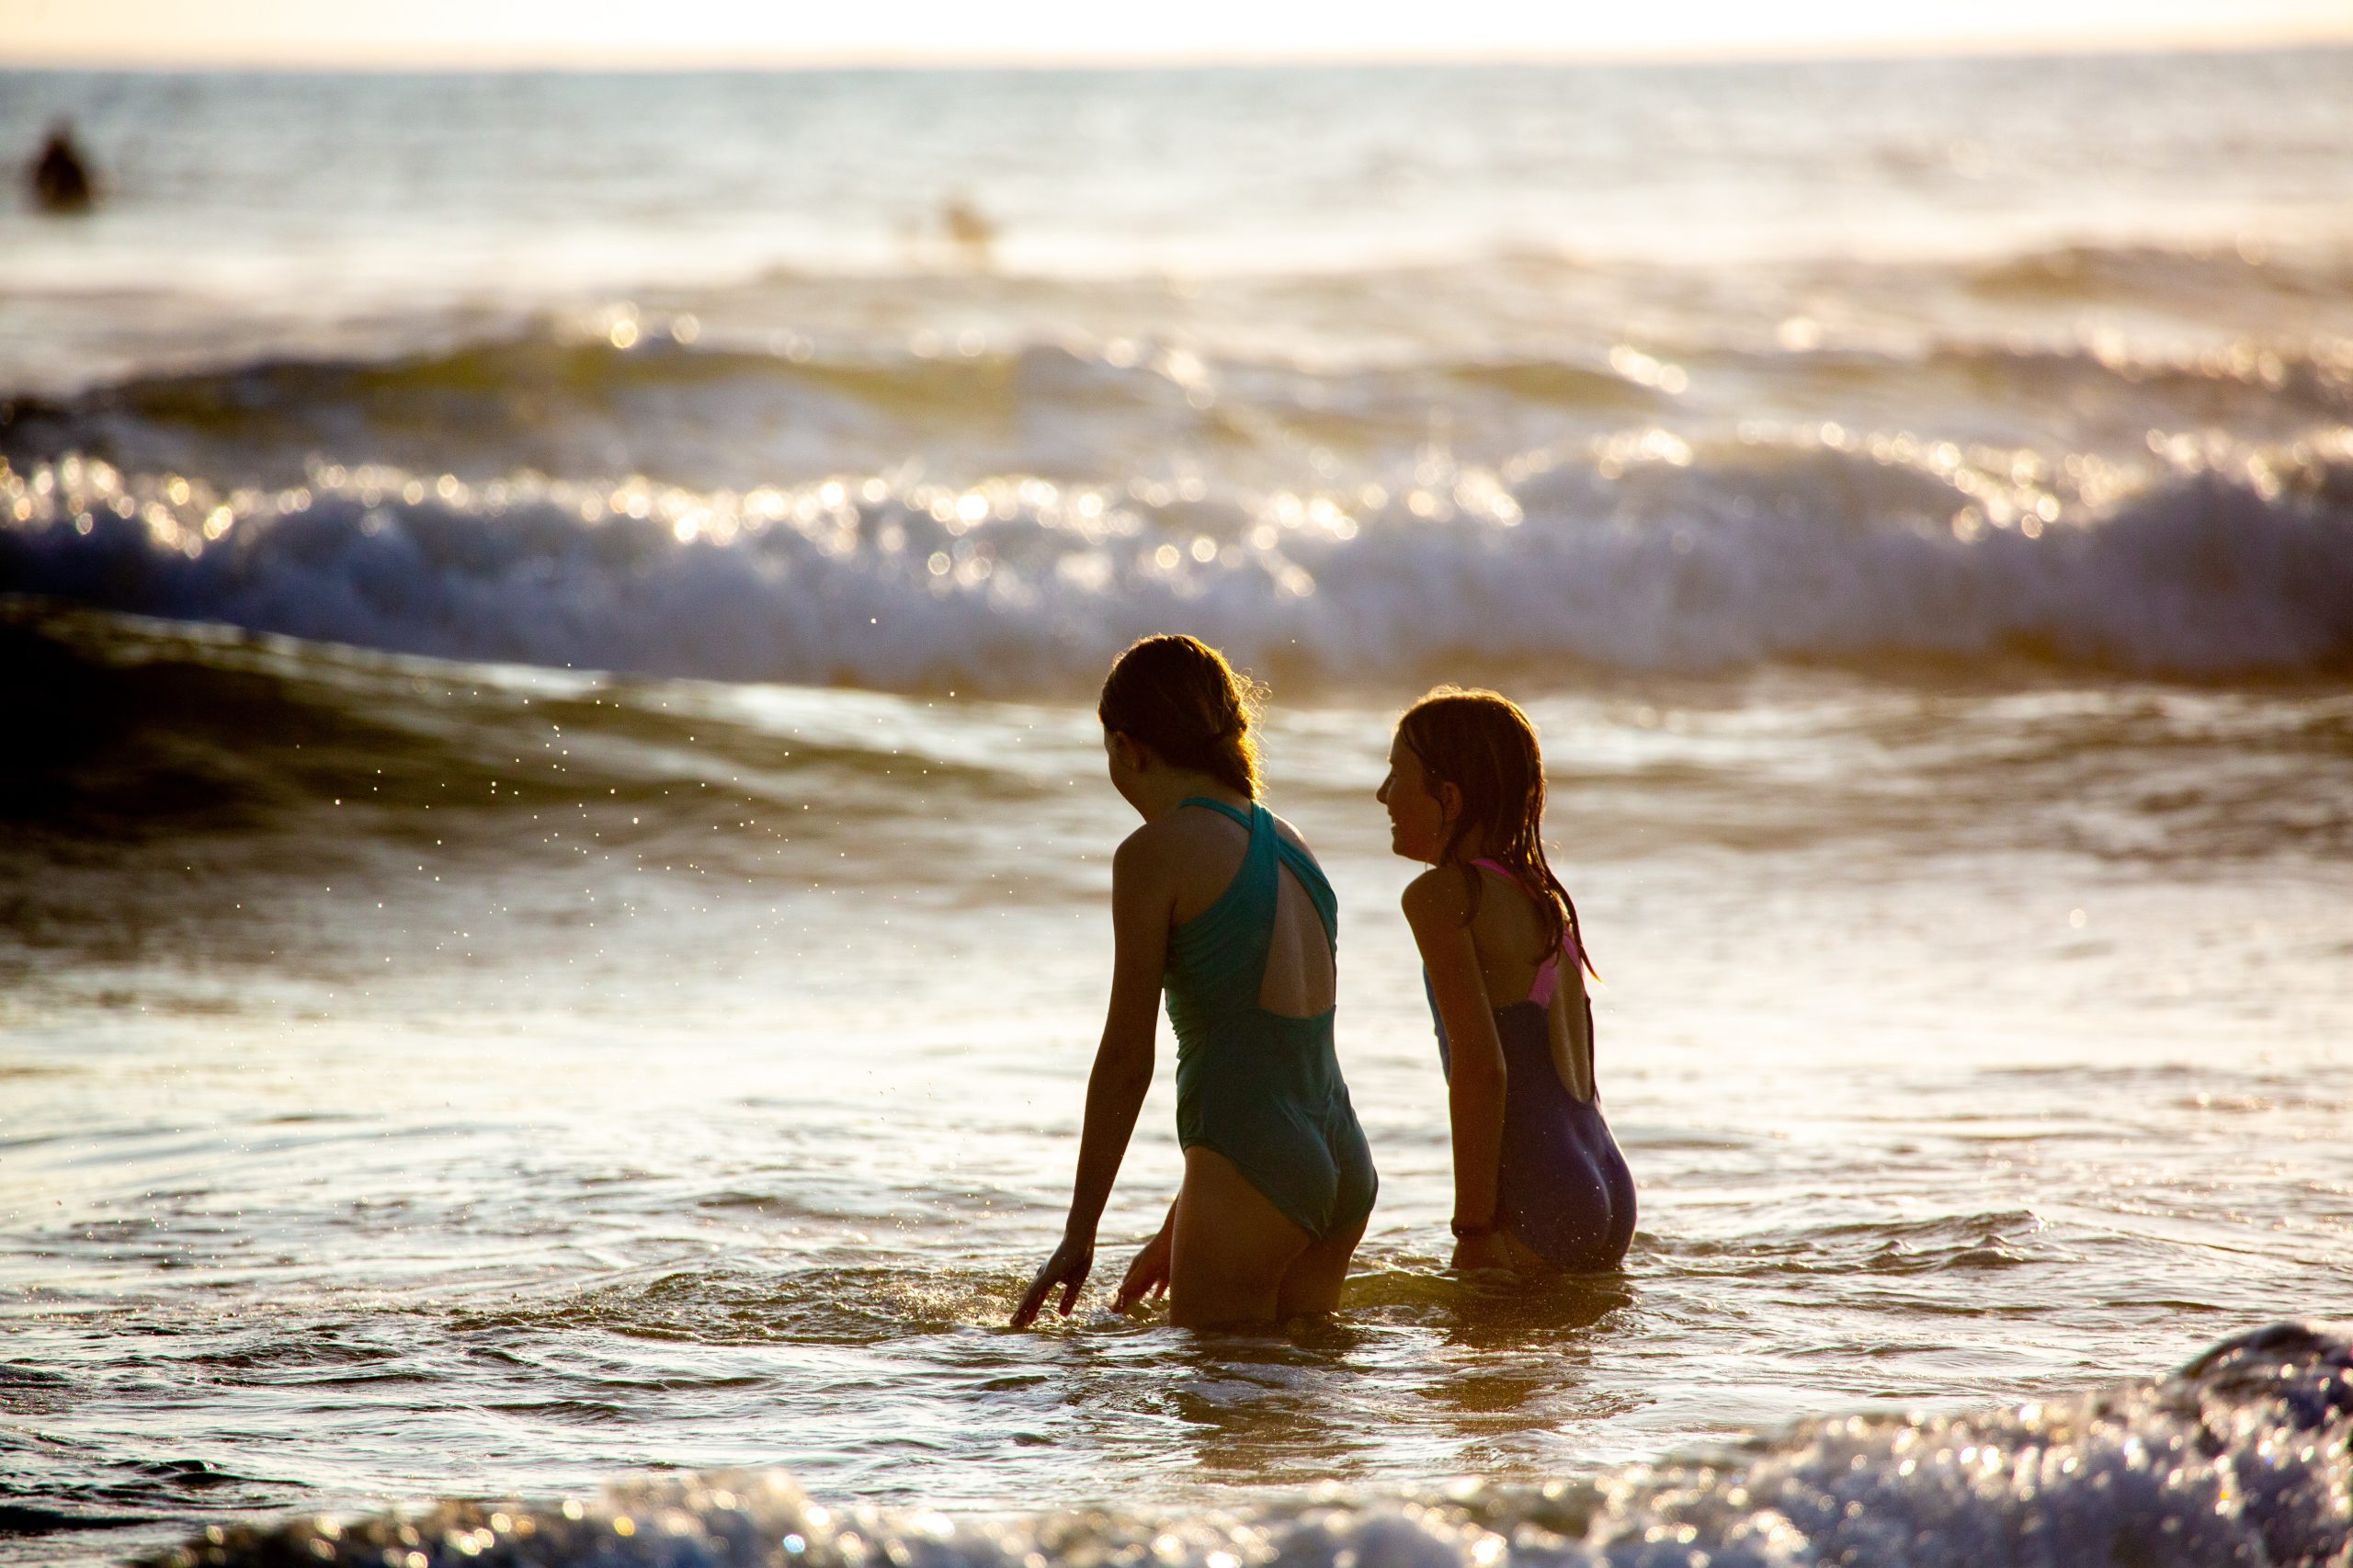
1380,688,1636,1278
30,120,96,214
940,195,995,268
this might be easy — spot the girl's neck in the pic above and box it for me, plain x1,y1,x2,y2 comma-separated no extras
1134,768,1250,824
1443,826,1496,865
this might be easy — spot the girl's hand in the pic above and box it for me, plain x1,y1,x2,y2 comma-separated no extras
1112,1220,1174,1312
1011,1233,1096,1327
1450,1231,1516,1276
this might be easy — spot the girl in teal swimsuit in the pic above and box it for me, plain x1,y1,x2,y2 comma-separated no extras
1011,636,1376,1329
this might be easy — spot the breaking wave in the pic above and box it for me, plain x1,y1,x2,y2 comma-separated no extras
153,1320,2353,1568
5,437,2350,689
4,321,2347,487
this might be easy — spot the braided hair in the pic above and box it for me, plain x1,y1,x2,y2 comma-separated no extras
1097,635,1267,798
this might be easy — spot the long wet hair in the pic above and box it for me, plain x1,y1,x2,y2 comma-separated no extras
1396,687,1595,979
1097,634,1266,799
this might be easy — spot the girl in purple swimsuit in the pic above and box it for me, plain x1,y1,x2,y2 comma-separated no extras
1378,687,1635,1276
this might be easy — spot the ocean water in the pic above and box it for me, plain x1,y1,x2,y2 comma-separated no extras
3,53,2351,1568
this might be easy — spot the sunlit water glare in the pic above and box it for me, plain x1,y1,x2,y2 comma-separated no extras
3,48,2351,1568
4,613,2348,1564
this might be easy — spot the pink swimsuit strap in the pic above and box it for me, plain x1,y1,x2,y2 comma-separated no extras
1468,858,1580,1007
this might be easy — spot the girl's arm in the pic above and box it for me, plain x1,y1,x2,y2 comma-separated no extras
1402,870,1509,1260
1010,832,1170,1326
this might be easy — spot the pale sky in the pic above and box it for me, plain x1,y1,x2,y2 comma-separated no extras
6,0,2350,68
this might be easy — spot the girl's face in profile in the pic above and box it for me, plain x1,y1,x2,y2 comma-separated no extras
1377,733,1449,863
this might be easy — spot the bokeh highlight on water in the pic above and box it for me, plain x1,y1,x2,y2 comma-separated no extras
2,50,2350,1568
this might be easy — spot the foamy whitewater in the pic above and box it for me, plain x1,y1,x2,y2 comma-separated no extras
2,52,2350,1568
152,1324,2353,1568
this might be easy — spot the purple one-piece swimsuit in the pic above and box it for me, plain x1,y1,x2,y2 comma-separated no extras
1428,860,1636,1271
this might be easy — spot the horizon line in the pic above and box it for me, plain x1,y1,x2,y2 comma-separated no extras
7,28,2351,74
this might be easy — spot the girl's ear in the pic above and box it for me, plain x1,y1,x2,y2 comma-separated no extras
1109,731,1149,772
1437,779,1464,824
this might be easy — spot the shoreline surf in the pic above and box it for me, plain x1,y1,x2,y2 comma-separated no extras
108,1320,2353,1568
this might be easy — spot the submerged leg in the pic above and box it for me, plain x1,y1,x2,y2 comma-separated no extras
1275,1213,1364,1318
1169,1145,1312,1328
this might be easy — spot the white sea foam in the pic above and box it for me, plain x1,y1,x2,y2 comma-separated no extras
156,1321,2353,1568
6,438,2349,688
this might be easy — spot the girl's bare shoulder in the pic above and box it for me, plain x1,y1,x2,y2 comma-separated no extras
1116,804,1237,869
1113,814,1177,868
1400,863,1472,926
1266,807,1316,859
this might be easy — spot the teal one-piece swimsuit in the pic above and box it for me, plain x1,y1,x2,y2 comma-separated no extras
1164,797,1378,1242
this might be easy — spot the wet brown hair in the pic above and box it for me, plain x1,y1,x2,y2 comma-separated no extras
1396,687,1595,978
1097,635,1266,799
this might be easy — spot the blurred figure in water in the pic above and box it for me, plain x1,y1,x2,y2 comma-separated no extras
1012,635,1375,1329
29,119,95,214
940,194,995,268
1380,688,1635,1277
